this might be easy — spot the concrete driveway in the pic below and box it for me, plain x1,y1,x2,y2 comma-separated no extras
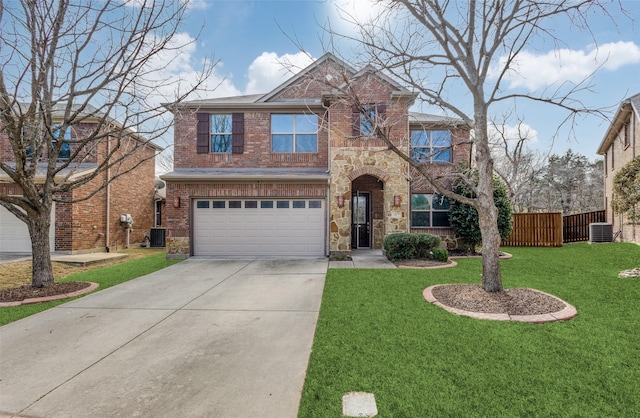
0,257,327,418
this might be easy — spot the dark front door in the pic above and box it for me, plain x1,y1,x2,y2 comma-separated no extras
351,192,370,249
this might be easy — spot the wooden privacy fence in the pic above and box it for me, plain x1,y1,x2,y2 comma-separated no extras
502,212,563,247
563,210,606,243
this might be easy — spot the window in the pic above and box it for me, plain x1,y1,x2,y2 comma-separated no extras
352,103,386,137
360,105,376,136
411,130,452,163
52,125,72,159
411,194,450,227
210,114,232,153
271,114,318,153
624,123,630,148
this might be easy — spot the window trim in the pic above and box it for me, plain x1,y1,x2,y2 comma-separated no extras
210,114,233,153
352,103,386,137
411,129,452,163
411,193,451,228
270,113,318,153
52,124,72,160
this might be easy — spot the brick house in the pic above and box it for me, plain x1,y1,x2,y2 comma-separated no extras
597,92,640,242
0,105,160,253
162,53,471,258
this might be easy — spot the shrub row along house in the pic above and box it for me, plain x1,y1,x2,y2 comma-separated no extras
597,92,640,243
161,53,471,258
0,104,160,253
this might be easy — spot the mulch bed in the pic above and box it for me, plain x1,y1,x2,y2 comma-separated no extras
431,284,566,315
0,282,90,303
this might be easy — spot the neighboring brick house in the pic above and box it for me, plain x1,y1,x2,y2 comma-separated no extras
0,105,160,253
162,53,471,258
597,92,640,242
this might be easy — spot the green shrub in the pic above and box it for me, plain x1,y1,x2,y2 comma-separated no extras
383,233,415,260
449,169,513,249
413,233,441,259
430,248,449,262
383,233,441,260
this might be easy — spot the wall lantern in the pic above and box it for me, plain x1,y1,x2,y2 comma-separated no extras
337,195,345,208
173,196,181,208
394,195,401,207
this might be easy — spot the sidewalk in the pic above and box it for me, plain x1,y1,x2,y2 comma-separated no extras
329,249,396,269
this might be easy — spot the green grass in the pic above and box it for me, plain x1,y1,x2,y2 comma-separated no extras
299,243,640,417
0,253,181,326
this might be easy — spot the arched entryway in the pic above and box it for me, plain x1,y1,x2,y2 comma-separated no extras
351,174,384,249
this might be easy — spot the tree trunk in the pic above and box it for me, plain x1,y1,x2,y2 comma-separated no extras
478,201,503,292
28,205,55,288
476,110,504,293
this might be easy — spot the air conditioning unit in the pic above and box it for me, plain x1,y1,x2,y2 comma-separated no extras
589,223,613,243
150,227,166,247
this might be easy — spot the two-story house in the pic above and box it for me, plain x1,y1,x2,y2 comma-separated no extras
162,53,471,258
597,92,640,242
0,104,160,253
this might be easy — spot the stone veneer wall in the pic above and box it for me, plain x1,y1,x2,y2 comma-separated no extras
330,147,409,253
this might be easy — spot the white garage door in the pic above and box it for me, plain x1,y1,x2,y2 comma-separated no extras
193,199,326,257
0,203,55,253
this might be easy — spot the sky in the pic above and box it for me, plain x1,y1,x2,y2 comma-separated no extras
154,0,640,160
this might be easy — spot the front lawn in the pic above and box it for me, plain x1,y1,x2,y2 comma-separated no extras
299,243,640,417
0,253,181,326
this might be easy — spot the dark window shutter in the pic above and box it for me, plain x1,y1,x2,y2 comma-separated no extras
352,106,360,136
232,113,244,154
376,103,386,123
196,113,210,154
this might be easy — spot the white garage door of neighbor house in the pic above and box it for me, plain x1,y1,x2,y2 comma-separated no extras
193,199,326,257
0,203,56,253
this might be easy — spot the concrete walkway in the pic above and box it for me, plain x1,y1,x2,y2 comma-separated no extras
0,257,327,418
329,249,397,269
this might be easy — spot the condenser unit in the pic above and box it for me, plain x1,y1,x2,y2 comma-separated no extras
150,227,166,247
589,223,613,243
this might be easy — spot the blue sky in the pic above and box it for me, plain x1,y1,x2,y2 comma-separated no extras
160,0,640,159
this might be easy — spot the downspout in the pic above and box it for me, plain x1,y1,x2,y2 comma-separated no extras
105,130,111,252
323,100,331,256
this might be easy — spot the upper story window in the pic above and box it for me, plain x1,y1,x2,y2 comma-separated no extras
196,112,244,154
210,114,232,153
352,103,386,137
25,124,71,159
52,124,71,159
624,123,630,148
271,114,318,153
360,105,376,137
411,129,452,163
411,193,450,227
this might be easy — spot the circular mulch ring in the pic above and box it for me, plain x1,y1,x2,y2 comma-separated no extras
0,282,99,307
423,284,577,324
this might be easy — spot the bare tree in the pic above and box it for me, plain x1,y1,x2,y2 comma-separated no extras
489,114,546,212
0,0,213,287
331,0,613,292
